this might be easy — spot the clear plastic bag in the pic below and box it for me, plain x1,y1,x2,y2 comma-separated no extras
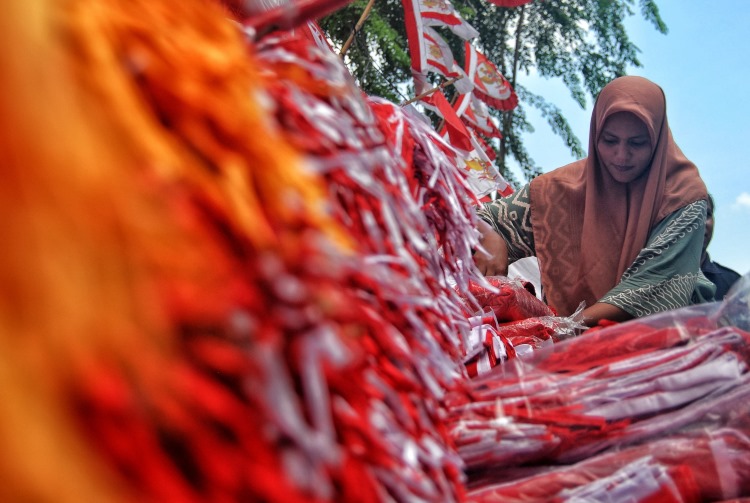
451,273,750,502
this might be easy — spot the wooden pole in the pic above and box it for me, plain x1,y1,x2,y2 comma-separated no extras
399,77,459,106
339,0,377,57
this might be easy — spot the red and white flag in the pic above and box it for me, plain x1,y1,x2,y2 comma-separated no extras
453,129,512,198
420,90,473,152
422,26,461,79
417,0,479,40
454,93,503,139
406,19,472,95
464,42,518,111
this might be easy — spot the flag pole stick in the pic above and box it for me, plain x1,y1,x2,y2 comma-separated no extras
399,77,459,106
339,0,377,57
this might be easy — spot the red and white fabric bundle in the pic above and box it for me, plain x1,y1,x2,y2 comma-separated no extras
251,27,491,501
447,291,750,502
458,276,584,377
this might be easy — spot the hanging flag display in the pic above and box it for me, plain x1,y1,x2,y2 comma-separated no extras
417,0,479,40
402,0,514,197
422,26,462,79
454,92,503,139
465,42,519,111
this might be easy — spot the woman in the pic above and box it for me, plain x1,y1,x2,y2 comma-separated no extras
475,76,715,326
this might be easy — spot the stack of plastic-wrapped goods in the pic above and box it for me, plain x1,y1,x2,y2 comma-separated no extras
451,282,750,502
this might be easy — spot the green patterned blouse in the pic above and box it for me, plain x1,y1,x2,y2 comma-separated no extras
477,184,716,317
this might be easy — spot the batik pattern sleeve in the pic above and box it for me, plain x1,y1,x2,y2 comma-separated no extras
475,184,535,263
600,200,716,317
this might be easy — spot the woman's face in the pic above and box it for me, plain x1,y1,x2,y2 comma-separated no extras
596,111,653,183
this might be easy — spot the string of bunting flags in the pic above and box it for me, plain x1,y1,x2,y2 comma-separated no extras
402,0,521,197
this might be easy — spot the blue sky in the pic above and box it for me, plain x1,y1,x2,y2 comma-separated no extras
514,2,750,276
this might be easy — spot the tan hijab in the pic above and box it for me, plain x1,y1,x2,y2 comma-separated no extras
529,76,707,316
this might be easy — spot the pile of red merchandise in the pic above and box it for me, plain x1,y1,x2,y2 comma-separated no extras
253,27,495,501
447,285,750,502
458,277,584,376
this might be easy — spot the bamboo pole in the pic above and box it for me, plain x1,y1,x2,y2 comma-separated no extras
339,0,377,57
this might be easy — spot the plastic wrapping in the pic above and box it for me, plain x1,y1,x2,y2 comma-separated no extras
468,424,750,502
459,276,556,322
450,273,750,502
459,277,584,376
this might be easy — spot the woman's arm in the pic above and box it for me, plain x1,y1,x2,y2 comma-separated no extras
581,302,633,327
473,185,536,276
597,200,714,319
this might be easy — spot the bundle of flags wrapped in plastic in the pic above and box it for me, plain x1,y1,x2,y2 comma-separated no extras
454,291,750,501
458,276,586,377
3,0,750,502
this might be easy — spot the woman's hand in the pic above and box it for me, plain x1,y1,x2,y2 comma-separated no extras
581,302,633,328
474,220,509,276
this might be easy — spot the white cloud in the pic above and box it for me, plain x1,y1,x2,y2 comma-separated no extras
732,192,750,211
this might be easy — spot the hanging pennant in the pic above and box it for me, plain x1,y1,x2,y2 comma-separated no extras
464,42,519,111
417,0,479,40
421,89,473,152
422,26,461,78
454,93,503,139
